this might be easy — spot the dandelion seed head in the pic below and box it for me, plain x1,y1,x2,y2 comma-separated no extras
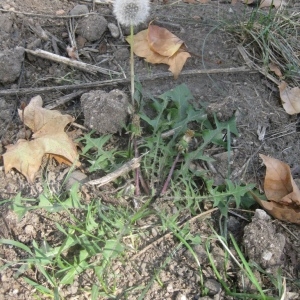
113,0,150,27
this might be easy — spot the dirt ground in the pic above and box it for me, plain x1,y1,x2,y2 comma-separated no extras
0,0,300,299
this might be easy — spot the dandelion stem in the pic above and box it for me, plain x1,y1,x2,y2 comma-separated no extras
130,24,135,106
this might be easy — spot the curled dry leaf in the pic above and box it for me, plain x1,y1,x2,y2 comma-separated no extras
18,95,74,136
253,154,300,224
259,0,286,9
251,192,300,224
242,0,285,7
269,62,282,77
127,25,191,79
3,95,79,183
148,25,183,57
278,81,300,115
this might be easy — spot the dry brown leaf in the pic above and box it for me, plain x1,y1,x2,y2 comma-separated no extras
148,25,184,57
166,50,191,80
18,95,74,136
269,62,282,77
259,154,300,205
278,81,300,115
3,139,45,183
250,191,300,224
3,96,79,183
127,27,190,79
252,154,300,224
183,0,197,3
259,0,285,9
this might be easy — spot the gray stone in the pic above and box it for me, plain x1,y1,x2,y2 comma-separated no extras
0,13,14,33
114,48,130,62
0,47,24,83
76,14,107,42
254,208,271,221
175,293,187,300
81,89,130,134
204,279,222,296
69,4,89,16
108,22,119,38
243,214,286,272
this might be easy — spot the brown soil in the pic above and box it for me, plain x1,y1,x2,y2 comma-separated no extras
0,0,300,299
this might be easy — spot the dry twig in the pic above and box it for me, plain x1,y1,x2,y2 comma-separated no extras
0,66,254,96
86,156,143,187
25,48,121,76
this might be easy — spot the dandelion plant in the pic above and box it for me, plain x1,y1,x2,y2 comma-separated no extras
113,0,150,105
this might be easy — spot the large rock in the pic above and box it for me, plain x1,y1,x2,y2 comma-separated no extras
0,47,24,84
243,209,286,272
81,89,130,134
76,14,107,42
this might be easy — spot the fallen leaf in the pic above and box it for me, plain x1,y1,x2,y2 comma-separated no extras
18,95,74,136
3,95,79,183
278,81,300,115
166,50,191,80
259,0,285,8
252,154,300,224
127,27,191,79
183,0,197,3
66,45,79,60
148,25,183,57
269,62,282,77
3,139,45,183
259,154,300,205
251,191,300,224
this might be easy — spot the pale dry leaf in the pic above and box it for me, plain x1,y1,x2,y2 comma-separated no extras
259,0,285,9
259,154,300,205
3,133,79,183
251,191,300,224
269,62,282,77
3,139,45,183
250,155,300,224
127,28,190,79
278,81,300,115
18,95,74,136
4,96,79,182
148,25,184,57
165,50,191,79
39,133,79,165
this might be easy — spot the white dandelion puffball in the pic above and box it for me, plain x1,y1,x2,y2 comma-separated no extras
113,0,150,26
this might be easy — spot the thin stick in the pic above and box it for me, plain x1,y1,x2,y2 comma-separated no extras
131,208,218,260
86,156,142,186
25,48,121,76
0,66,254,96
0,8,98,19
45,90,85,110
